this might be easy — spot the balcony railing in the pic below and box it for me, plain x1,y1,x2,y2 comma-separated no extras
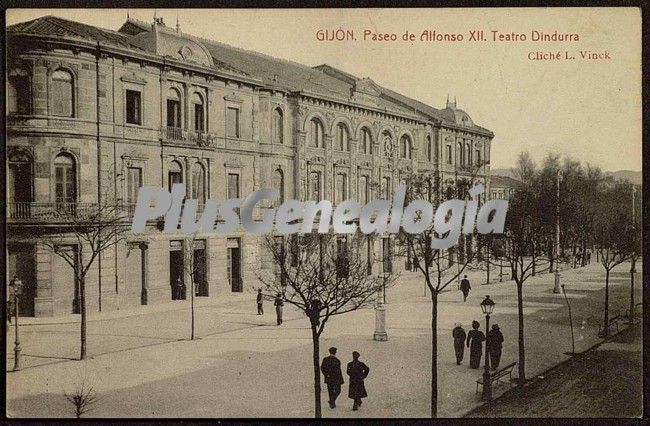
7,202,97,221
162,127,217,147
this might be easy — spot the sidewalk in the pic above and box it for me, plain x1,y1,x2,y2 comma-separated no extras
6,260,642,418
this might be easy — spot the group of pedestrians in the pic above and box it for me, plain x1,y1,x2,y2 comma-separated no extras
321,347,370,411
452,321,504,370
256,289,285,325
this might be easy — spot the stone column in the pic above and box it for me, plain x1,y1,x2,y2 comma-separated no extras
373,302,388,341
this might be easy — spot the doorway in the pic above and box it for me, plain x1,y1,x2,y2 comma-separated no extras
193,240,208,297
169,240,185,300
7,244,36,316
227,238,242,292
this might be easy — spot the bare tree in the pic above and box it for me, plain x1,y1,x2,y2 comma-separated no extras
256,231,391,418
40,203,129,360
64,377,99,418
395,170,487,418
182,233,203,340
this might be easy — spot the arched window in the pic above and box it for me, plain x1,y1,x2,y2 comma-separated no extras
400,135,412,159
191,93,205,132
457,142,464,165
51,69,74,117
167,88,182,130
360,128,372,154
382,176,391,199
335,123,350,151
273,169,285,204
426,135,433,162
309,118,324,148
191,163,206,206
466,142,472,165
54,153,77,208
272,108,283,144
168,160,183,190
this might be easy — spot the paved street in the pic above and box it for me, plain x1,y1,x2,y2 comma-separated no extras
6,260,642,418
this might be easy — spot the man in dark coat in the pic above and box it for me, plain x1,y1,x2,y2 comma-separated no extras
460,275,471,302
466,320,485,369
173,276,183,300
256,289,264,315
347,351,370,411
321,347,344,408
274,294,284,325
487,323,504,370
452,323,466,365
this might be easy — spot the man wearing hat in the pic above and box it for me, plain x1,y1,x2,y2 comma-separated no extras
452,323,467,365
487,323,504,370
321,347,344,408
347,351,370,411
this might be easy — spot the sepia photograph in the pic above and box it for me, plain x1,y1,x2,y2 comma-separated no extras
4,6,643,419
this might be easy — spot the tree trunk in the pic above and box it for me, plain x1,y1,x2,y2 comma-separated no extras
629,258,636,320
431,291,438,418
79,275,87,360
311,325,322,418
603,268,610,338
191,278,195,340
516,281,525,386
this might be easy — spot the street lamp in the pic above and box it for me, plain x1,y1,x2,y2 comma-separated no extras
373,272,388,341
480,295,495,401
9,275,23,371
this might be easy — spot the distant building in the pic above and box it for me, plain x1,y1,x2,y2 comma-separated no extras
6,16,494,316
489,175,520,200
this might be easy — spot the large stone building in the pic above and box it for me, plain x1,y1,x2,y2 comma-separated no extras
6,16,494,317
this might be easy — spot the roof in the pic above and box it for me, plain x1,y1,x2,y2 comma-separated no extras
8,15,493,135
490,175,521,189
7,15,145,51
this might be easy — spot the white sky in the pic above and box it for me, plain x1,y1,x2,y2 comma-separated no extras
7,8,642,172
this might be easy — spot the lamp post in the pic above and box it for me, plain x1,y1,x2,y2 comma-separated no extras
10,275,23,371
373,272,388,341
480,295,495,401
553,170,562,294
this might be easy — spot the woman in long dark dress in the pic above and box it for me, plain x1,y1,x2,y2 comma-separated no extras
466,320,485,369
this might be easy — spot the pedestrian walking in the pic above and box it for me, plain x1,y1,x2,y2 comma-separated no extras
274,294,284,325
321,347,344,408
347,351,369,411
487,323,504,370
452,323,466,365
466,320,485,369
256,289,264,315
460,275,471,302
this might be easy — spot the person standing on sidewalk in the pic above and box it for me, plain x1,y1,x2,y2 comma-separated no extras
487,323,504,370
347,351,369,411
321,347,344,408
460,275,471,302
467,320,485,369
274,294,284,325
256,289,264,315
452,323,466,365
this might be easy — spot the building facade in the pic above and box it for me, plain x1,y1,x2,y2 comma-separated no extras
6,16,494,316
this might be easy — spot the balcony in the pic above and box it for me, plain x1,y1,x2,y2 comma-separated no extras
162,127,216,147
7,202,136,224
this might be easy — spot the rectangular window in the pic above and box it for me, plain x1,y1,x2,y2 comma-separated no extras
309,172,321,201
367,240,373,276
382,176,391,199
167,99,181,128
446,145,452,164
335,173,347,205
358,175,369,205
125,90,142,125
227,173,240,199
194,103,204,132
126,167,142,204
226,107,240,138
8,77,30,115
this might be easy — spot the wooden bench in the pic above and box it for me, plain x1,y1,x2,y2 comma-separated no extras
476,362,517,394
